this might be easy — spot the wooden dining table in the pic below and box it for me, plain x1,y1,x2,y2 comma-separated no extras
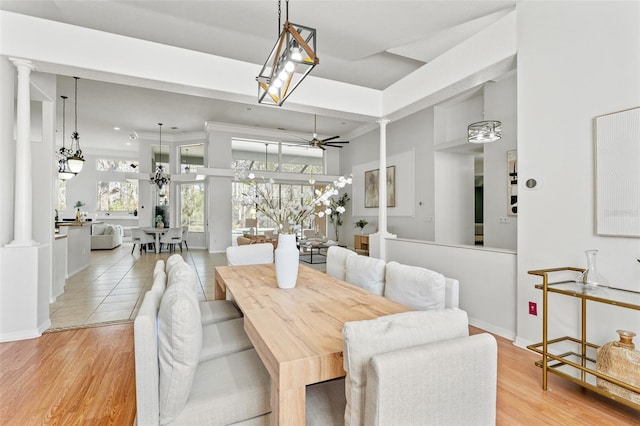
214,264,411,426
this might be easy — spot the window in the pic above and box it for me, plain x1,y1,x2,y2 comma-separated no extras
57,180,67,210
180,184,205,232
96,159,138,172
97,180,139,212
232,181,316,232
232,138,323,174
180,144,204,173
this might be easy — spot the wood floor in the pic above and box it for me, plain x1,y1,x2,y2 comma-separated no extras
1,323,638,425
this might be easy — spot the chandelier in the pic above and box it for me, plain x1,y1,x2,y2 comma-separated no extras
66,77,85,173
57,95,76,180
150,123,170,190
256,0,318,106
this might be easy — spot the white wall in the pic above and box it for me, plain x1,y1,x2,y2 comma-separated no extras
516,1,640,348
483,75,517,250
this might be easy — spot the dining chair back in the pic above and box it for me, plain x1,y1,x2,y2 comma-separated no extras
131,227,155,254
181,225,189,250
160,227,183,253
326,246,357,280
344,255,386,295
226,243,274,266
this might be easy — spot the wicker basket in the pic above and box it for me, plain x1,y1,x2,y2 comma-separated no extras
596,330,640,404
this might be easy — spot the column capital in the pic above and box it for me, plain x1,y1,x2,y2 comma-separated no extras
9,58,35,72
376,118,391,126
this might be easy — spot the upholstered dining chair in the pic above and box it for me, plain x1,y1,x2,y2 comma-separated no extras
344,255,386,295
159,227,183,253
305,310,498,426
226,243,273,266
326,246,357,280
181,225,189,251
131,227,155,254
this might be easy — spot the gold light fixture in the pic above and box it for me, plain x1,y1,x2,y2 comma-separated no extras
150,123,170,190
57,95,75,180
256,0,318,106
67,77,85,173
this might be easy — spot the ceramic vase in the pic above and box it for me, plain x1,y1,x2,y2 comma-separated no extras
156,222,164,229
275,233,299,289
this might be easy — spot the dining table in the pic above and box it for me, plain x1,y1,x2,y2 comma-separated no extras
142,227,166,254
214,263,411,425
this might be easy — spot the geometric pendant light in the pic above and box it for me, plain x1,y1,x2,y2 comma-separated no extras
256,0,318,106
149,123,170,189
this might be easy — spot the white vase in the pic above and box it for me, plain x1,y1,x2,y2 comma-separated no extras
275,233,299,289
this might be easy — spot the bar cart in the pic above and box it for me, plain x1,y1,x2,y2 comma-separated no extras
527,267,640,410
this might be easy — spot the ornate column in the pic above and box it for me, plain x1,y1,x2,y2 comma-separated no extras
7,58,36,247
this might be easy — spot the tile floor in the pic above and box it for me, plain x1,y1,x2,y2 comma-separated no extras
49,243,325,330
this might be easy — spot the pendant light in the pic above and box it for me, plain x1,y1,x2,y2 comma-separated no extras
150,123,170,189
57,95,75,180
67,76,85,173
467,84,502,143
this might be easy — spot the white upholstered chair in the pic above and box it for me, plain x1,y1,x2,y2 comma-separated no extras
306,310,498,426
226,243,274,266
181,225,189,250
344,255,386,295
160,227,183,253
131,227,155,254
384,261,448,310
326,246,357,280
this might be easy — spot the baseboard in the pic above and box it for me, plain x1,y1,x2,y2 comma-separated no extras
513,336,538,350
468,316,516,341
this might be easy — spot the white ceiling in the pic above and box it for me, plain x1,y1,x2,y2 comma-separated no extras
1,1,516,152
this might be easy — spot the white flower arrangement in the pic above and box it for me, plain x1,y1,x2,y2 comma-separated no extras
240,173,352,234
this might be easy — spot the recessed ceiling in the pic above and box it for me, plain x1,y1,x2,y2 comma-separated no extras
1,1,516,152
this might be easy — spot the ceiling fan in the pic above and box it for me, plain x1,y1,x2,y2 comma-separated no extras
298,115,349,150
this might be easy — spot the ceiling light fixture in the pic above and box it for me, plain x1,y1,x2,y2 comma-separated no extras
57,95,75,180
150,123,170,190
256,0,318,106
66,77,85,173
467,120,502,143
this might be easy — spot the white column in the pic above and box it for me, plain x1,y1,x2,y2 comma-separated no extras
377,119,390,234
7,58,36,247
368,119,396,260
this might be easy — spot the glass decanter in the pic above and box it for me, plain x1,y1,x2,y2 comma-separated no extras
577,249,609,289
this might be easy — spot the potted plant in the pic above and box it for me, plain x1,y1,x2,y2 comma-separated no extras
155,214,164,229
327,192,350,242
354,219,368,234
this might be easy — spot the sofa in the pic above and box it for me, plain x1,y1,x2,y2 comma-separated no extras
90,222,123,250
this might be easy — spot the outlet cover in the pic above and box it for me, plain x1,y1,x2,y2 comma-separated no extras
529,301,537,316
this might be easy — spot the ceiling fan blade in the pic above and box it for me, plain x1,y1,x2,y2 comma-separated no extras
318,145,326,151
323,144,344,148
324,140,349,144
322,135,340,142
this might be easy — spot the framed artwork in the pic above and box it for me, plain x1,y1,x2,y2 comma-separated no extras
507,150,517,216
365,165,396,208
595,106,640,237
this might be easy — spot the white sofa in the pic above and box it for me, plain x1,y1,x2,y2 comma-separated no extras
90,222,123,250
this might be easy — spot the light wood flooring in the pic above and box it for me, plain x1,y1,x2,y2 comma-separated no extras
1,323,638,424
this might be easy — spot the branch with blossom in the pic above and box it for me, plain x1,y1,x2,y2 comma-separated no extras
240,173,352,234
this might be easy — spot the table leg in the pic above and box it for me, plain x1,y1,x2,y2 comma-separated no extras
214,276,226,300
155,233,161,254
271,381,305,426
